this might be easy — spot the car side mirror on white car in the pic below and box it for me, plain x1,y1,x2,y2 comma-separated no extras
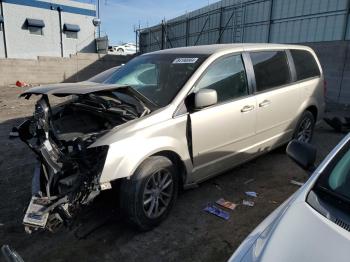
286,140,317,172
194,89,218,109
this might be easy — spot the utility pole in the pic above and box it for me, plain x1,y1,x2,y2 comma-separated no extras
97,0,100,37
0,0,8,58
57,6,64,57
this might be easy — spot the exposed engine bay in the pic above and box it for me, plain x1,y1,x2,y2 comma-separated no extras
16,86,152,233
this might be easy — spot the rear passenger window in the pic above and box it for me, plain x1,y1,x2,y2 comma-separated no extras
194,54,248,103
290,50,320,81
250,51,291,92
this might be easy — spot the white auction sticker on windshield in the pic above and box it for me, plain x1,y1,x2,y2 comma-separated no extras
172,58,198,64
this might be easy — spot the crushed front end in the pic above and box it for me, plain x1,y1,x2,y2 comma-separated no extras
18,107,109,232
15,84,152,233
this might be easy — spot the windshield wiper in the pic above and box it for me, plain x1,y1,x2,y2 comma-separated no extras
315,184,350,206
115,85,157,109
87,93,141,118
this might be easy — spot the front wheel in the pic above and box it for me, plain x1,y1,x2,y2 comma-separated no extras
293,111,315,143
116,48,124,55
120,156,178,231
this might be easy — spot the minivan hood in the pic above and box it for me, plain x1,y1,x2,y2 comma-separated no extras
241,202,350,262
20,81,129,96
20,81,157,110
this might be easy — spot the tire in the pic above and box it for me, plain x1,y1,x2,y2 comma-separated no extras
120,156,178,231
116,48,124,55
293,111,315,143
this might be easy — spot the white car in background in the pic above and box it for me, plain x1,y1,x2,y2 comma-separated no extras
229,137,350,262
109,43,137,55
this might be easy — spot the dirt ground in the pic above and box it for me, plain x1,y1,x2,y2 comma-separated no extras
0,85,345,262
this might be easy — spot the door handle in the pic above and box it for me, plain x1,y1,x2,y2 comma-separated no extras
259,100,271,107
241,105,255,112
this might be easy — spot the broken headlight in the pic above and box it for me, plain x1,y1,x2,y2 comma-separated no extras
34,96,50,132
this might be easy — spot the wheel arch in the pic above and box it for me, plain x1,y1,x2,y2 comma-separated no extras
305,105,318,121
99,135,192,187
151,150,188,189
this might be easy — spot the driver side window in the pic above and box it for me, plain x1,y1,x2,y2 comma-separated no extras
193,54,248,103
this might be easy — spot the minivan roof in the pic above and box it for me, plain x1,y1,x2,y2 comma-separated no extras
145,43,313,56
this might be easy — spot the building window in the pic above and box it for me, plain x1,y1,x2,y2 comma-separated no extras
63,23,80,39
28,27,43,35
26,18,45,36
65,31,78,39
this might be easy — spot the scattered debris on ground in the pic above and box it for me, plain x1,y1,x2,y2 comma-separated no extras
212,181,222,191
204,204,230,220
216,198,237,211
15,81,35,88
243,178,255,185
245,191,257,198
242,200,255,207
290,180,304,187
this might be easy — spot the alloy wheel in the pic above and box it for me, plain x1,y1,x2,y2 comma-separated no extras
142,169,174,219
296,117,313,143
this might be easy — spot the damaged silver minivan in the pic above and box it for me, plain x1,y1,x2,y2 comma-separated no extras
17,44,325,232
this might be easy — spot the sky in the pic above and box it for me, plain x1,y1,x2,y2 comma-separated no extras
77,0,213,45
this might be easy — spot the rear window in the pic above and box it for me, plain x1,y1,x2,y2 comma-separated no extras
250,51,291,92
290,50,320,81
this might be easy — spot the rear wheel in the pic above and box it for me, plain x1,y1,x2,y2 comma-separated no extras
116,48,124,55
293,111,315,143
120,156,178,231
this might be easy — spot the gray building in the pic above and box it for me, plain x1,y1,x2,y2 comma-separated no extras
138,0,350,105
0,0,97,59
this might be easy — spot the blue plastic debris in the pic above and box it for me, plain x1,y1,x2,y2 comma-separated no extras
245,191,257,198
204,204,230,220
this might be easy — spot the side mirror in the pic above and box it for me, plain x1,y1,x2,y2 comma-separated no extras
195,89,217,109
286,140,317,172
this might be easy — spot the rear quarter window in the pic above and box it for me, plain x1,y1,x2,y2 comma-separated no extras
290,49,320,81
250,51,291,92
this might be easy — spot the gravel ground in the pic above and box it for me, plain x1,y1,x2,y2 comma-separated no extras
0,85,345,262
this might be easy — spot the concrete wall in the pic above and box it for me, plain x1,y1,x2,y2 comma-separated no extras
0,53,131,86
0,0,96,59
305,41,350,106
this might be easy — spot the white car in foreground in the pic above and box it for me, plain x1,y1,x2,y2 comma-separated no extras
229,136,350,262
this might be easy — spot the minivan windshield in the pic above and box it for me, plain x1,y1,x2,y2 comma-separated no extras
316,142,350,203
104,54,208,107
